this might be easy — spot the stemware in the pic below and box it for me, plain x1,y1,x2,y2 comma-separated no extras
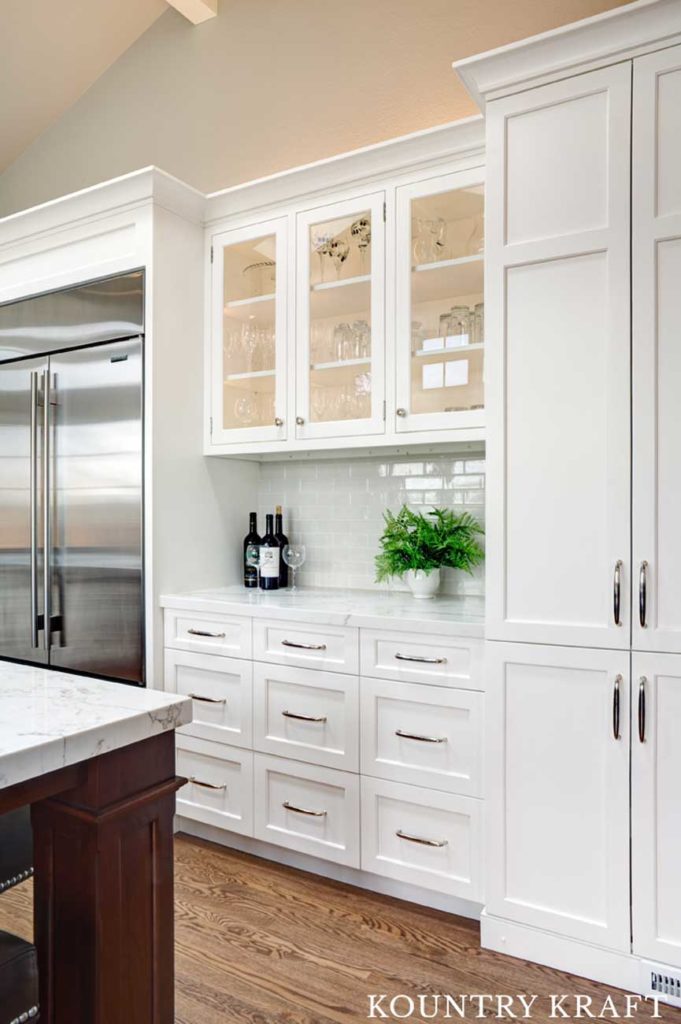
311,229,333,283
329,239,350,280
282,544,306,592
245,543,261,588
351,218,371,272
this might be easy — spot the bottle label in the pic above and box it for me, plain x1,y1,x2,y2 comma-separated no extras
260,547,280,578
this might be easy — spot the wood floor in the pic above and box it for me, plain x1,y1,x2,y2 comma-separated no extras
1,833,679,1023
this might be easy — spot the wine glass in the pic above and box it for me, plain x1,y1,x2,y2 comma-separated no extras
245,543,261,589
282,544,306,592
329,239,350,280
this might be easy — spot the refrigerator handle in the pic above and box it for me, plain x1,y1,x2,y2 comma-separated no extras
30,372,40,648
43,370,51,651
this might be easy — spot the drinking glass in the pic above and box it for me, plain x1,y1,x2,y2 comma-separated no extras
282,544,306,592
312,229,333,283
351,217,371,272
245,543,261,588
329,239,350,279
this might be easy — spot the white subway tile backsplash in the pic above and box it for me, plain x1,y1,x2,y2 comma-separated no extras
257,448,485,596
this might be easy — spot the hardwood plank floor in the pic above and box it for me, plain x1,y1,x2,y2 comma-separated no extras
1,833,679,1023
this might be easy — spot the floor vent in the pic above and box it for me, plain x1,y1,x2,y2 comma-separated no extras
643,964,681,1008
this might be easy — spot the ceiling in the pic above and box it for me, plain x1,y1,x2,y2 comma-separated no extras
0,0,168,174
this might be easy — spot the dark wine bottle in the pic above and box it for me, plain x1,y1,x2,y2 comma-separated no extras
274,505,289,589
259,514,280,591
243,512,261,589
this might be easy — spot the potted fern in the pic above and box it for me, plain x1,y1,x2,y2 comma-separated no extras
375,506,484,599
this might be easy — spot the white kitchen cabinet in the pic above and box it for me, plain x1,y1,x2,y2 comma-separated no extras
165,649,253,749
484,64,632,649
485,642,630,951
633,45,681,655
395,169,485,434
177,737,254,837
631,651,681,968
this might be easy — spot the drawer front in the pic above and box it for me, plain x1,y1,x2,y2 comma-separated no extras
360,776,482,900
253,663,359,771
253,753,360,866
253,619,358,674
360,630,483,689
165,649,253,749
177,737,254,836
360,678,483,796
164,607,252,658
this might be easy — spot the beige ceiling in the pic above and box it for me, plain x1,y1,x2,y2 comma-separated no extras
0,0,168,173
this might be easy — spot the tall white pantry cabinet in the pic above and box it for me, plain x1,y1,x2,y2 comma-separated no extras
456,0,681,994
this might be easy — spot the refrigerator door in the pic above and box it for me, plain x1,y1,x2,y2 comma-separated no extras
0,356,49,665
48,338,144,684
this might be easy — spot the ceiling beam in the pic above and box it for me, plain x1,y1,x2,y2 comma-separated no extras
166,0,217,25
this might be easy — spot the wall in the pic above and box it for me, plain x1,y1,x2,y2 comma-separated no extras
0,0,629,218
257,449,485,596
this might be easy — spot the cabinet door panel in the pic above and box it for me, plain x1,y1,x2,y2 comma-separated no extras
485,64,631,647
485,642,630,950
632,652,681,967
633,45,681,654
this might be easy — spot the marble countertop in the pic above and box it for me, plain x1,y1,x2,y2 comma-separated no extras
0,661,192,791
160,585,485,638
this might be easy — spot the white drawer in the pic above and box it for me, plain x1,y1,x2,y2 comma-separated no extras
253,753,360,866
360,629,483,689
253,619,358,674
360,678,483,796
164,607,251,659
176,736,254,836
253,663,359,771
165,649,252,749
361,776,482,900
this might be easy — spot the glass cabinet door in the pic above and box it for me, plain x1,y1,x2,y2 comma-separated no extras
395,171,485,433
210,217,288,445
295,193,385,440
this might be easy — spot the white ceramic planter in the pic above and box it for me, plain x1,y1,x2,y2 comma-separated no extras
404,568,441,600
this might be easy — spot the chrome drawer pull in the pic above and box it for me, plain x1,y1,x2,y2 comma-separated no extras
395,652,447,665
612,675,621,741
639,560,648,629
189,693,227,705
638,677,647,743
187,628,226,639
281,639,327,651
282,709,328,723
189,777,226,791
283,801,327,817
395,729,447,744
613,560,623,626
396,829,448,848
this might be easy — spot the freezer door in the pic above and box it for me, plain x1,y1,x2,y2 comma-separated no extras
48,339,144,684
0,357,49,665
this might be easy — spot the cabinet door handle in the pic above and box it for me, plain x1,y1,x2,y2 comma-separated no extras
396,408,407,417
296,416,305,425
189,693,227,705
395,729,447,744
396,829,448,848
282,709,327,723
189,777,226,791
612,675,621,741
638,677,647,743
281,639,327,651
187,628,226,639
613,560,623,626
639,561,648,629
395,652,447,665
283,801,327,817
274,417,284,427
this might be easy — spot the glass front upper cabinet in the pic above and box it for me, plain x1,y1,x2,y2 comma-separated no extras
210,217,288,444
395,171,485,433
295,193,385,441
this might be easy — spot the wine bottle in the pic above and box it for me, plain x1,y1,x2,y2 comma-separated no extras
243,512,261,589
259,514,280,591
274,505,289,588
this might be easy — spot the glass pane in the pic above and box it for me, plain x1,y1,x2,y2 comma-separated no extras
308,211,372,424
221,235,277,430
410,186,484,416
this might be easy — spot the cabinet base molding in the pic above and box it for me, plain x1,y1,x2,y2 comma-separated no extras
481,913,643,994
175,815,482,920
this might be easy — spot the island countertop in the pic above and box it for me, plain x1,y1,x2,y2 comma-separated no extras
0,660,192,791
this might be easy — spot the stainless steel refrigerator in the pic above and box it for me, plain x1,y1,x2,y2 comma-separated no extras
0,271,145,685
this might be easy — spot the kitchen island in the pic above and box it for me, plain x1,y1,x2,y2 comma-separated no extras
0,661,192,1024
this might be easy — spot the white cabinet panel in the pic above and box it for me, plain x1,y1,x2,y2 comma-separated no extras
632,652,681,968
253,619,358,674
253,662,359,771
485,63,631,648
633,45,681,654
165,649,253,749
360,677,483,796
485,642,630,950
360,629,483,689
164,607,251,659
360,776,482,900
253,753,360,867
177,737,254,836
